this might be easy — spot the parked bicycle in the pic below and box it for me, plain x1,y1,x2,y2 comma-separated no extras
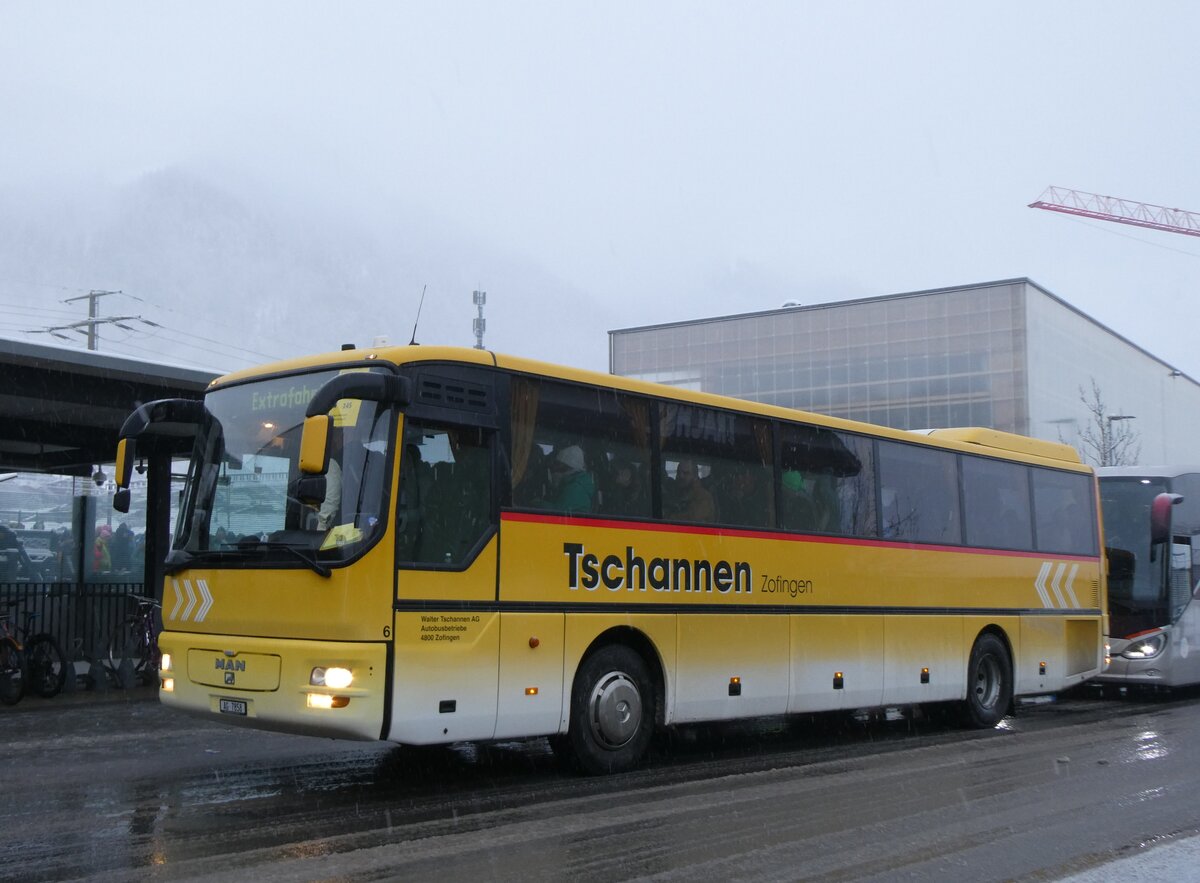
0,601,26,705
105,594,161,688
15,609,67,698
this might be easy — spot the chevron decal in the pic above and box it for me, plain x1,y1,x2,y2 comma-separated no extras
168,578,214,622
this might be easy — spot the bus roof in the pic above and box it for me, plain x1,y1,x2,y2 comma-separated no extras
1097,465,1200,479
211,344,1093,472
922,427,1082,464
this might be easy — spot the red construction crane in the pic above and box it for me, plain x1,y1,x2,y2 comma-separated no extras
1029,186,1200,238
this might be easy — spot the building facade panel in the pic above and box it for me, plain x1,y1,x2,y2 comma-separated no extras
1025,291,1200,464
610,278,1200,466
611,280,1030,436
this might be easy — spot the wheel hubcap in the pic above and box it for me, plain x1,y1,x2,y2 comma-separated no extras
974,654,1001,709
588,670,642,750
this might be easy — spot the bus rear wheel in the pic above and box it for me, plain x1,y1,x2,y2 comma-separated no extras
962,632,1012,728
567,645,655,775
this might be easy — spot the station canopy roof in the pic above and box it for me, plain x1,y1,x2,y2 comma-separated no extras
0,339,217,475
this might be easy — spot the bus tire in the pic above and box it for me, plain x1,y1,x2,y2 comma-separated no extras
962,632,1012,728
567,645,655,775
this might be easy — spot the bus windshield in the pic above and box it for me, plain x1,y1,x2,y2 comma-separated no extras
171,368,394,570
1100,477,1168,616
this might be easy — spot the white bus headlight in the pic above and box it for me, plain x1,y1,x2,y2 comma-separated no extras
1122,633,1167,660
310,666,354,689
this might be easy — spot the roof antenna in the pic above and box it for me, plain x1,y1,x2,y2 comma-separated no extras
408,284,427,346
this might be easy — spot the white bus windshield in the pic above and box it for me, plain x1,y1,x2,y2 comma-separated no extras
1100,477,1169,612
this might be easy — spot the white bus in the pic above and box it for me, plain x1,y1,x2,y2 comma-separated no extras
1097,466,1200,689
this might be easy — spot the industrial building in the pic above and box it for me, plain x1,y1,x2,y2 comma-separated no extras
609,278,1200,465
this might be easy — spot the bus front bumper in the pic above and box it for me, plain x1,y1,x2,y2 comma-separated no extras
157,630,387,741
1093,655,1168,687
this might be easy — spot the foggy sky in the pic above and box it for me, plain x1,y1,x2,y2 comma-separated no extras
2,3,1198,380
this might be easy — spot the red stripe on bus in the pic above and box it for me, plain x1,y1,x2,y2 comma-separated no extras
499,511,1099,561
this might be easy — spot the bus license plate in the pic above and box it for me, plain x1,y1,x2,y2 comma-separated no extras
219,698,247,716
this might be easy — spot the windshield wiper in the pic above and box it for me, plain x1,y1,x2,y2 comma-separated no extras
166,543,331,578
228,539,332,578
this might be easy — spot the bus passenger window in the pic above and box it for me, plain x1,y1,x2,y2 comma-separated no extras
397,420,493,566
659,403,771,528
962,456,1033,550
1032,468,1097,556
778,424,875,537
510,377,651,520
877,440,960,545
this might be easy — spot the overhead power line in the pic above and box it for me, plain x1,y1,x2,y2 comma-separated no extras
24,289,150,351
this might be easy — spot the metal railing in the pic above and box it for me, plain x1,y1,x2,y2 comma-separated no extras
0,581,150,668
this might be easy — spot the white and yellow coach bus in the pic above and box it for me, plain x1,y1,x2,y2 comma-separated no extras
113,345,1105,773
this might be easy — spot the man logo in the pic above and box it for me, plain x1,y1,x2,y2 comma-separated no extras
224,671,235,685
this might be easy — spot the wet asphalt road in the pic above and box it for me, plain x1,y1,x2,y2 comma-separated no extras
6,688,1200,882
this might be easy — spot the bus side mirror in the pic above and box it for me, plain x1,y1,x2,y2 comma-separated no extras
304,372,409,418
300,414,332,475
111,437,136,513
1151,492,1184,546
115,438,135,490
112,397,205,513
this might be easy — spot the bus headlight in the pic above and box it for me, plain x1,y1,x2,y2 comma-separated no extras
1122,633,1167,660
310,666,354,689
160,653,173,672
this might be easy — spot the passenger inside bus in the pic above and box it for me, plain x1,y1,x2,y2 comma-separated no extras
602,459,648,517
544,445,596,514
718,462,769,528
513,444,550,507
316,428,344,530
665,458,716,523
779,469,830,533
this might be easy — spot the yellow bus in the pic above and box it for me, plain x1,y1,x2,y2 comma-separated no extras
113,345,1106,773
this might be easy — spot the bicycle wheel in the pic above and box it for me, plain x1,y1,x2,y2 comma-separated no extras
106,619,147,688
26,634,66,698
129,625,156,685
0,638,25,706
143,628,161,685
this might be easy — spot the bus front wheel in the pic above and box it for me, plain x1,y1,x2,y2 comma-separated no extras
567,645,655,775
962,632,1012,728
